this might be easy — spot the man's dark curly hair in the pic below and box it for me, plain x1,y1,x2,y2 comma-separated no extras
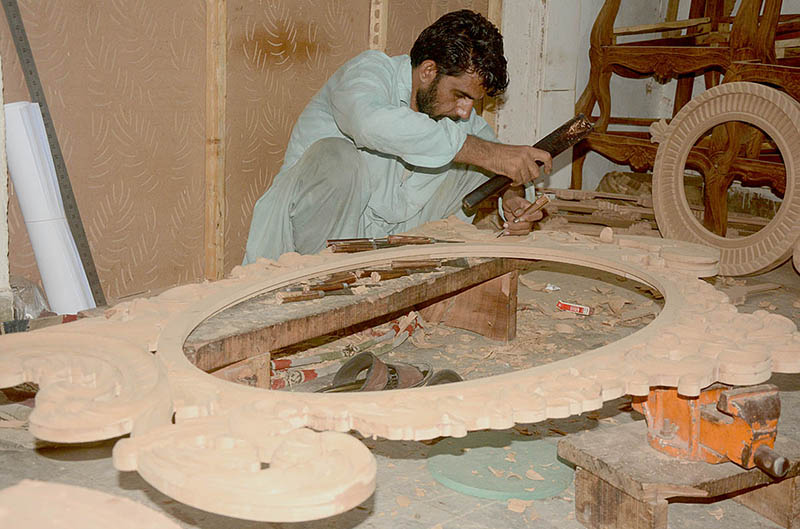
410,10,508,97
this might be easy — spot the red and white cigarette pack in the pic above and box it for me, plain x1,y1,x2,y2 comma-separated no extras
556,300,594,316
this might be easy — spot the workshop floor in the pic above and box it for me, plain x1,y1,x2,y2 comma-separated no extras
1,260,799,529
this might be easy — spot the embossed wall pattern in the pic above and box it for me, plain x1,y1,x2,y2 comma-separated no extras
1,0,206,300
384,0,490,57
225,0,370,268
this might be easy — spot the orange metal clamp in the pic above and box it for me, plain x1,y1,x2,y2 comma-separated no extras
632,383,789,478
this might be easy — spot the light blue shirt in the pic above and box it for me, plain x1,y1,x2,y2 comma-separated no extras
279,50,497,231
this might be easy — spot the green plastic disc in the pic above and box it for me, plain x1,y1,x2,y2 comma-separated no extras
426,430,573,500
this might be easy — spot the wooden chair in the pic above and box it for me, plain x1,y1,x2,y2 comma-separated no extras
571,0,795,237
571,0,783,191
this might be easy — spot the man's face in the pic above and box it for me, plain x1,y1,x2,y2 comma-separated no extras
416,70,486,122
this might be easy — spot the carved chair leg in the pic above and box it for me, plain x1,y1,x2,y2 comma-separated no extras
571,141,590,190
702,122,740,236
703,167,731,236
593,69,613,132
673,75,697,115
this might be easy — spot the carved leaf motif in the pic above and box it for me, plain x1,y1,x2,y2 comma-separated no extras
628,147,654,172
650,119,670,144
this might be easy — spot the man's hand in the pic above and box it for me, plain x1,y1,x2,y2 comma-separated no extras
454,135,552,186
499,187,543,236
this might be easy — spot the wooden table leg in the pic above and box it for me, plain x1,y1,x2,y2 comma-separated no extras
575,468,669,529
734,476,800,529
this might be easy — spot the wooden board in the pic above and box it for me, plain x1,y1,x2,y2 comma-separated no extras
184,258,526,373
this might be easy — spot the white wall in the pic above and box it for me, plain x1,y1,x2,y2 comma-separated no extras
497,0,676,191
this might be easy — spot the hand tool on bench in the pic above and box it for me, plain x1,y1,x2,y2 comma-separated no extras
462,114,594,213
326,235,464,253
632,383,789,478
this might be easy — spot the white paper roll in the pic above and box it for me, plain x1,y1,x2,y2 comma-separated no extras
5,101,96,314
24,220,94,314
5,102,63,222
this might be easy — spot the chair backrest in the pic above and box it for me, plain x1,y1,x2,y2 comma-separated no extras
589,0,782,62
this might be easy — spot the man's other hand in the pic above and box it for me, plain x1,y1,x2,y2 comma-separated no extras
500,192,543,236
454,136,553,186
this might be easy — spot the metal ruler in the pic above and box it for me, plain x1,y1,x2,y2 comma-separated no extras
2,0,105,306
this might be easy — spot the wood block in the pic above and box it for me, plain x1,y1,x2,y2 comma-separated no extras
211,350,271,389
575,468,668,529
419,270,518,342
734,476,800,529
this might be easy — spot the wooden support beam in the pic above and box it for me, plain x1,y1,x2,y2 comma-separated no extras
663,0,681,38
204,0,227,280
614,17,712,38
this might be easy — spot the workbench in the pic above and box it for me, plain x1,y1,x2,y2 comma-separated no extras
183,257,526,388
558,420,800,529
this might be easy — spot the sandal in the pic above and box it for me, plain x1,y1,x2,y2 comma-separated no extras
316,352,462,393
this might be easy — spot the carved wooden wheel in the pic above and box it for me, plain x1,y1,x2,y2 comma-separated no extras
2,228,799,522
652,82,800,276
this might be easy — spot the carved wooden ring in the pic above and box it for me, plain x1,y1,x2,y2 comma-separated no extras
651,82,800,276
3,232,799,521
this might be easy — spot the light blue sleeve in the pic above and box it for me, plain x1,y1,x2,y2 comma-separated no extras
329,54,468,169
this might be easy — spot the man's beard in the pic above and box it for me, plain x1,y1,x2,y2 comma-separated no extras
416,75,445,121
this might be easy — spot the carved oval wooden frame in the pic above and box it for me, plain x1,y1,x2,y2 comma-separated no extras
3,232,799,522
652,82,800,276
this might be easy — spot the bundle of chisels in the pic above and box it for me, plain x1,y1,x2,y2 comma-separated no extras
276,258,469,303
326,235,463,253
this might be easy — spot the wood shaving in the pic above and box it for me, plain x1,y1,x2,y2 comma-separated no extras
505,452,517,462
507,498,534,513
526,469,545,481
552,311,578,320
519,277,548,291
488,466,505,478
708,506,724,520
414,487,426,497
395,495,410,507
554,323,575,334
409,333,436,349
